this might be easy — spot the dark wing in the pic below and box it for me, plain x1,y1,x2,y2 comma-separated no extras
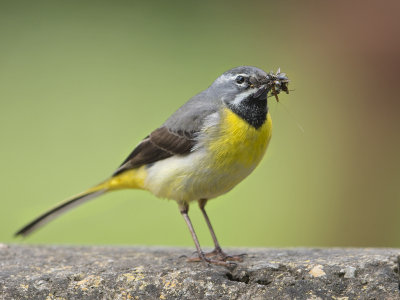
113,88,220,176
112,127,197,176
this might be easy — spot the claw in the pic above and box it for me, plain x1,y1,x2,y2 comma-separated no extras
186,248,245,266
187,255,237,267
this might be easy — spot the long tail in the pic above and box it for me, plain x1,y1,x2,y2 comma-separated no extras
15,168,145,237
14,188,107,237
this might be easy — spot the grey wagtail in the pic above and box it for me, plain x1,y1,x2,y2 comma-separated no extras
15,66,289,266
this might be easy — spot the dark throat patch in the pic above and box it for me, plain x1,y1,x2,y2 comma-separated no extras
227,96,268,129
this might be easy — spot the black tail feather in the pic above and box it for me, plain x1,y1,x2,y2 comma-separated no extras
15,190,106,237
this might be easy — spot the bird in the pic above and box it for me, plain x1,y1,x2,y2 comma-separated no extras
15,66,289,266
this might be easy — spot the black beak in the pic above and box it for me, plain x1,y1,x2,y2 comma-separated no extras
253,84,268,99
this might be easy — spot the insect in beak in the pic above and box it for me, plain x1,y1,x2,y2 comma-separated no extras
267,68,290,103
271,85,280,102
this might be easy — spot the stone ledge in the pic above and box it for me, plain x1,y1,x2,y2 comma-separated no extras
0,245,399,299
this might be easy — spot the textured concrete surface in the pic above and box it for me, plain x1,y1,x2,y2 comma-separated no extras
0,245,399,299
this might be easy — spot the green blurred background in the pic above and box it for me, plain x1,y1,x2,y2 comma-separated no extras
1,0,399,248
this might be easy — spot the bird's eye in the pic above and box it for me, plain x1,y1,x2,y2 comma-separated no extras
235,75,245,84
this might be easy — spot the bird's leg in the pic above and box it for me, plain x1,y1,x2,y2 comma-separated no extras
179,203,233,267
198,199,244,262
198,199,224,257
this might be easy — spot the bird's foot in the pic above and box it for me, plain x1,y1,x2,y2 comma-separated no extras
187,253,236,267
204,248,245,262
187,248,245,266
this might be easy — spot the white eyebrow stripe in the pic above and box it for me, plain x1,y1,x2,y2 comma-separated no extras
216,73,249,84
233,73,248,78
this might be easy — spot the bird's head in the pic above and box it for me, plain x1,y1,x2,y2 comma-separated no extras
210,66,289,107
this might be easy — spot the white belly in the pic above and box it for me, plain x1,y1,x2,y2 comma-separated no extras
143,148,256,202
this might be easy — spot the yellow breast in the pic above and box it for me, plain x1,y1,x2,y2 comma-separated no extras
207,107,272,170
